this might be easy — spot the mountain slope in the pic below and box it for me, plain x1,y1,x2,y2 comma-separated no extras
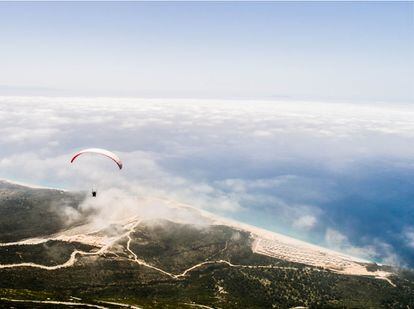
0,180,413,308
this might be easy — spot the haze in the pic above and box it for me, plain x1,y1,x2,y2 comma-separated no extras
0,2,413,267
0,2,412,101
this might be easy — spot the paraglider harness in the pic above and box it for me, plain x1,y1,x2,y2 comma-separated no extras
92,189,97,197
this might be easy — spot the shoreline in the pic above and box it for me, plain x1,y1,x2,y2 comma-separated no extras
0,179,68,192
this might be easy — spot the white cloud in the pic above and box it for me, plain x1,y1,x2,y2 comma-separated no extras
1,96,413,265
293,215,317,231
403,227,414,249
324,228,401,266
325,228,352,249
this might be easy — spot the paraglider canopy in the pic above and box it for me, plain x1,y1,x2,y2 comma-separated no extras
70,148,122,197
70,148,123,169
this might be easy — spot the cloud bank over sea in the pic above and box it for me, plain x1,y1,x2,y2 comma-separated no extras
0,96,413,267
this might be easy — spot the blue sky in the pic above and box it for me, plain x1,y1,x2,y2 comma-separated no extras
0,2,413,101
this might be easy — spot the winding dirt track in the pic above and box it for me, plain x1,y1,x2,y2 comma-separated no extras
0,297,109,308
0,297,143,308
0,218,395,288
0,219,286,277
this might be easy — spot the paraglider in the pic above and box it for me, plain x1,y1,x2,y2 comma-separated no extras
70,148,122,197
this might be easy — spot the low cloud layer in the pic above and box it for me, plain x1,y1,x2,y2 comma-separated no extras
0,96,413,266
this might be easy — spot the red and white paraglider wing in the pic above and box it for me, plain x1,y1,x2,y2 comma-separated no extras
70,148,123,169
